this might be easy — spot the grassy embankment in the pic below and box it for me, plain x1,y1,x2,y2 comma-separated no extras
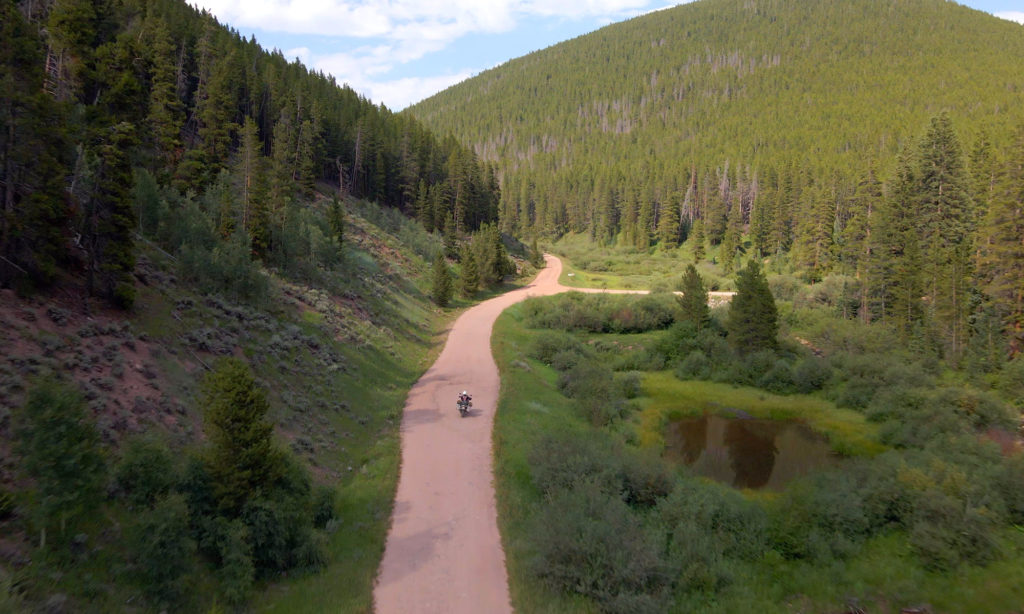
0,198,524,612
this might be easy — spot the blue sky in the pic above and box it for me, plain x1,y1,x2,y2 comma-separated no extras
190,0,1024,111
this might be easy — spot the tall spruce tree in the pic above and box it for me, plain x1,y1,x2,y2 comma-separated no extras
658,193,681,248
916,113,974,358
16,380,106,549
200,358,284,515
431,252,453,307
1,0,70,289
85,122,138,309
719,201,744,273
689,218,706,262
726,259,778,353
459,246,480,297
976,124,1024,354
678,263,710,332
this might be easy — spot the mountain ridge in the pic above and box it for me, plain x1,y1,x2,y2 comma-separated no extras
410,0,1024,200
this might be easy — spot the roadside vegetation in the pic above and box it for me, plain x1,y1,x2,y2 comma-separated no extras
493,262,1024,613
0,189,530,611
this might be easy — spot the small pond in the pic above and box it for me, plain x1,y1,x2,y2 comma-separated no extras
664,414,835,490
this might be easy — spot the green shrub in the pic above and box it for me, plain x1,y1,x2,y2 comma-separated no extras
664,518,732,594
530,331,590,365
241,457,316,575
617,451,674,509
658,481,768,562
768,274,803,302
558,361,615,400
768,471,870,561
178,232,269,304
128,494,195,608
675,350,711,380
758,359,796,394
528,433,621,497
996,454,1024,525
610,348,665,372
827,353,931,410
791,357,831,393
528,483,672,613
522,293,676,334
0,488,14,520
655,321,699,364
15,379,106,547
732,350,776,386
933,387,1016,430
615,371,643,399
212,519,254,606
115,437,179,509
996,356,1024,407
312,485,337,529
909,489,999,570
549,349,585,372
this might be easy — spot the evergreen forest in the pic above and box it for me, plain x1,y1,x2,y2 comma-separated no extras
411,0,1024,358
1,0,1023,611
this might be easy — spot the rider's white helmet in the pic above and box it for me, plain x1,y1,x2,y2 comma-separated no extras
461,390,467,395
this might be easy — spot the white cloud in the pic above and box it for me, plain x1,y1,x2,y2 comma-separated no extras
312,49,473,109
284,46,312,65
366,72,476,110
189,0,662,108
191,1,651,39
995,11,1024,24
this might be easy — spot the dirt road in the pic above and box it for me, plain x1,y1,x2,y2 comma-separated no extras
373,255,731,613
374,255,571,613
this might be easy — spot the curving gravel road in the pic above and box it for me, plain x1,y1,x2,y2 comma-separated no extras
373,254,732,613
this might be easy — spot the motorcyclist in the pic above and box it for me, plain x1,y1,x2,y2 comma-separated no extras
458,390,472,406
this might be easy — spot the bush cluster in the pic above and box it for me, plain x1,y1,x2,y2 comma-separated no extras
9,367,338,611
522,292,676,334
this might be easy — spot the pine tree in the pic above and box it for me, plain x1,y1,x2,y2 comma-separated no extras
459,246,479,297
677,263,710,332
1,0,70,289
689,218,706,262
442,213,459,259
145,18,183,172
791,185,834,282
15,379,106,548
658,193,681,248
200,358,284,515
840,167,883,321
726,259,778,353
705,188,728,246
431,252,453,307
719,201,744,273
749,196,772,258
85,122,138,309
327,196,345,257
976,124,1024,354
874,149,925,334
530,237,544,267
916,112,973,358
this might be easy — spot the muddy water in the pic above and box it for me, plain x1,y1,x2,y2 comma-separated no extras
664,414,835,490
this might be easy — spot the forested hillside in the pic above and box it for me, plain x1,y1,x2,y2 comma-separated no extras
2,0,499,304
0,0,513,610
410,0,1024,358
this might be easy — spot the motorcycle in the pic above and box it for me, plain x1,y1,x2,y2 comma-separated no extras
457,397,472,417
